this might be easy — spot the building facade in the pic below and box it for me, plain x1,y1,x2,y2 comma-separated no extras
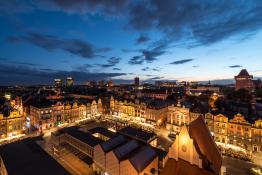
0,110,24,138
251,119,262,152
213,114,228,144
227,114,251,150
30,99,102,132
110,96,167,125
166,104,262,153
110,97,146,121
235,69,254,91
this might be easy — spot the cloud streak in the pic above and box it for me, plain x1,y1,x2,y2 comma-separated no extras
229,65,242,68
141,67,150,71
128,55,144,65
128,42,168,64
112,67,121,70
0,63,126,85
170,59,193,65
97,57,121,67
10,32,110,59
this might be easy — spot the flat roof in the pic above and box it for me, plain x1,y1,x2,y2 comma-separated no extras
88,127,116,139
0,137,70,175
62,126,104,147
119,126,156,143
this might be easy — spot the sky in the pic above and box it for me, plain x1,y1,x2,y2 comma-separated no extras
0,0,262,85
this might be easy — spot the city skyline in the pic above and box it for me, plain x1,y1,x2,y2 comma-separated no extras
1,0,262,85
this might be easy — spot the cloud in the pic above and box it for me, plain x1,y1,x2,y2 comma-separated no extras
141,67,150,71
136,35,150,44
3,1,262,47
96,47,112,52
141,67,161,72
129,42,168,65
97,57,121,67
0,63,126,85
149,76,164,80
229,65,242,68
39,0,129,16
140,42,168,62
23,32,62,51
63,39,96,58
128,0,262,46
0,0,128,16
113,67,121,70
10,32,109,59
72,64,94,72
128,56,144,65
170,59,194,65
0,57,41,67
152,67,161,71
0,0,33,14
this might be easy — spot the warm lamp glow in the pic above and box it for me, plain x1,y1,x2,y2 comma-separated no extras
180,133,189,145
4,94,11,100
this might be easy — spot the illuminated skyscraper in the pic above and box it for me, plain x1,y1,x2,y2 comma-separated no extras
54,79,62,87
66,77,74,87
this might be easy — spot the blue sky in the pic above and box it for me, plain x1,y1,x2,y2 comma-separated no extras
0,0,262,85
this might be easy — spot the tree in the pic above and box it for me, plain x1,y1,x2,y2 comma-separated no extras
223,87,251,103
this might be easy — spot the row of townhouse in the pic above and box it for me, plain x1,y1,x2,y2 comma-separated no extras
110,95,261,153
166,104,262,153
30,99,102,131
208,113,262,152
110,96,168,125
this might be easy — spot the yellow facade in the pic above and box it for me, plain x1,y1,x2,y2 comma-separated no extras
251,119,262,152
228,114,251,150
110,97,146,120
214,114,228,144
166,104,262,153
0,110,24,138
30,99,101,131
